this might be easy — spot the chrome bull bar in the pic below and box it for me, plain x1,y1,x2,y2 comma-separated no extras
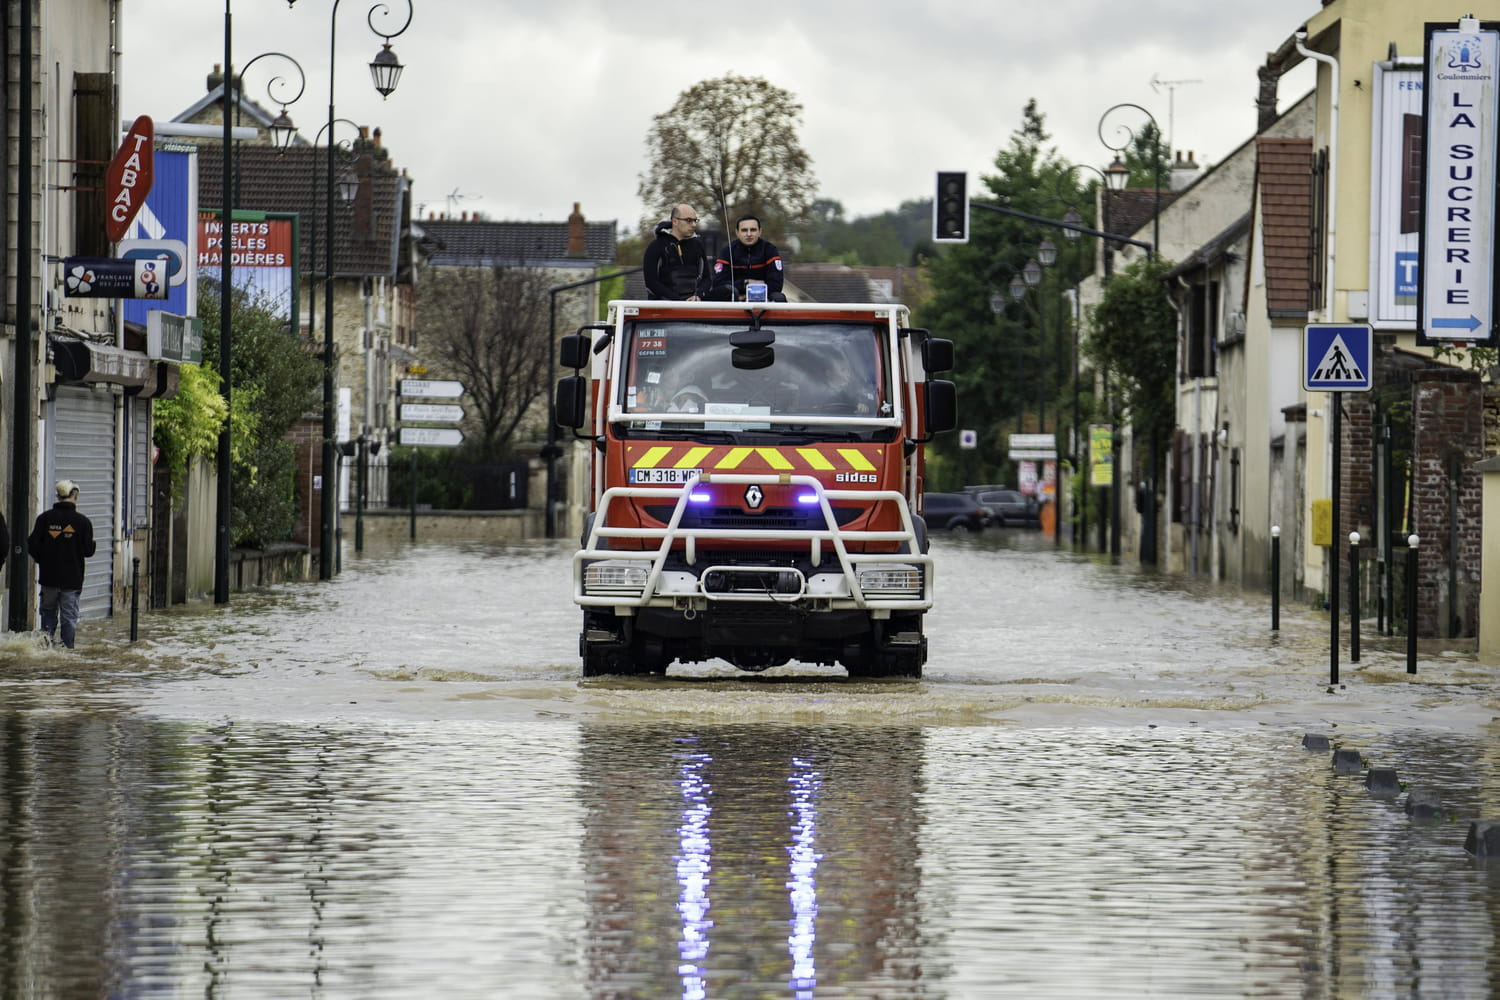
572,473,931,609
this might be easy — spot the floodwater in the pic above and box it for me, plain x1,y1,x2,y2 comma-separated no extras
2,531,1498,998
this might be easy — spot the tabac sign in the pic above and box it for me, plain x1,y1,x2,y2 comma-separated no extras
105,116,154,243
1419,18,1500,346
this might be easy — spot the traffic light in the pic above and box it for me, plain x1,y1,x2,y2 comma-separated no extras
933,171,969,243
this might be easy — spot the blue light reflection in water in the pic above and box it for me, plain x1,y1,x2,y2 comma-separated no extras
786,758,822,997
675,753,713,1000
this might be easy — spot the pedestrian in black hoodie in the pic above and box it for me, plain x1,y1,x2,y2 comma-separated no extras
642,204,710,300
28,479,95,648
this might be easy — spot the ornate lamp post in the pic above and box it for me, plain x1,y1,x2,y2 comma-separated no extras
215,21,305,604
1097,103,1164,564
1098,102,1162,262
287,0,413,579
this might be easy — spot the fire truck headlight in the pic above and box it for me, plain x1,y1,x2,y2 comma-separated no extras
583,560,650,596
856,563,922,597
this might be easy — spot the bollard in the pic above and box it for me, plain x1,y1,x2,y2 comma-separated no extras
1301,733,1331,751
1406,534,1419,674
1348,532,1360,663
130,557,140,643
1270,525,1281,631
1332,748,1364,774
1405,787,1445,821
1465,821,1500,857
1364,767,1399,796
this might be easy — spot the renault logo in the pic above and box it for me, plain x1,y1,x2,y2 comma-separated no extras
744,484,764,509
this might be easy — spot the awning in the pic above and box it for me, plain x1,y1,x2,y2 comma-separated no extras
51,337,151,388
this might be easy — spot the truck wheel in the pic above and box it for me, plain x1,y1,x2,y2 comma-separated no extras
847,618,925,679
582,644,615,677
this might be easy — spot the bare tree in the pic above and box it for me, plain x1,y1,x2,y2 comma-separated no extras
638,74,816,240
418,265,553,461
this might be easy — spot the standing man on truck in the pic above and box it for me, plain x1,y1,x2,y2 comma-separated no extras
643,204,710,301
711,214,785,301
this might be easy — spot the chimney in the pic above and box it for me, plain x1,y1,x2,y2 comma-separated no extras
207,64,225,91
1256,61,1280,133
567,202,586,257
1170,150,1200,191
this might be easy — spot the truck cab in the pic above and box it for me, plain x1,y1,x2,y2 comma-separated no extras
555,299,955,677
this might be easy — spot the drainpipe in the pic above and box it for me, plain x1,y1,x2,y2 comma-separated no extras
1295,29,1338,321
1296,27,1340,615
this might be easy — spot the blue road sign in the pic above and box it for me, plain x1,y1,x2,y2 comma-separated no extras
1304,324,1373,392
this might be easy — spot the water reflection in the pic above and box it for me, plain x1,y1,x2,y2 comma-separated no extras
577,725,929,998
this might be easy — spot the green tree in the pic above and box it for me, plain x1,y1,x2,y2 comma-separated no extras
1087,254,1177,440
915,99,1095,489
153,361,227,493
637,74,816,241
199,279,323,547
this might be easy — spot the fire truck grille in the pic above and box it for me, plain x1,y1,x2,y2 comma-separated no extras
644,505,859,532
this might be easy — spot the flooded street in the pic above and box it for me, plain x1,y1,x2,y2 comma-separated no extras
2,532,1498,998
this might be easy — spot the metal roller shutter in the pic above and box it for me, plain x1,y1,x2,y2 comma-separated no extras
46,387,116,620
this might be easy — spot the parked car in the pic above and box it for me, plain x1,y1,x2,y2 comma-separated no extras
976,489,1040,528
921,492,990,532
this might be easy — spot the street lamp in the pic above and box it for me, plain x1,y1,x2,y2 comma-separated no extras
1097,103,1164,565
287,0,414,580
215,47,306,604
1097,103,1162,262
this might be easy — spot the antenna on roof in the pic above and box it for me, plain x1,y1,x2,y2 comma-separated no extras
445,187,480,219
1150,74,1202,155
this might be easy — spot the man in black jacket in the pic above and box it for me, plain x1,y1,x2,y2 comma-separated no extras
28,479,95,648
642,204,710,300
711,214,785,301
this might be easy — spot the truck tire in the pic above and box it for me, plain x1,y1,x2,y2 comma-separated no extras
845,618,925,680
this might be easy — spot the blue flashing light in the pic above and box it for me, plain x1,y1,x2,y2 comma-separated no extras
796,493,819,505
688,491,711,503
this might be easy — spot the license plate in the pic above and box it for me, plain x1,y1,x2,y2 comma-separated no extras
629,467,703,485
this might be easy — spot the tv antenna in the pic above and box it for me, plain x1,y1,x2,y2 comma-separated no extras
445,187,480,219
1150,74,1202,154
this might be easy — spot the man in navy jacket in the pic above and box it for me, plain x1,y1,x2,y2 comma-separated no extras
28,479,95,648
712,214,785,301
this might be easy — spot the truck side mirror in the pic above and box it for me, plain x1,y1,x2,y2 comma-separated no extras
558,333,590,371
922,337,954,375
925,379,957,434
554,375,587,429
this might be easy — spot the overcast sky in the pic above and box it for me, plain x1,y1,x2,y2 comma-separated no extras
119,0,1320,235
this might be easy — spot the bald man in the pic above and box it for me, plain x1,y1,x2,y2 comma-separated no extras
643,203,710,300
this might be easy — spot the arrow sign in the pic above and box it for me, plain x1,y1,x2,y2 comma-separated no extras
1429,315,1483,333
398,426,464,447
400,403,464,423
400,378,464,399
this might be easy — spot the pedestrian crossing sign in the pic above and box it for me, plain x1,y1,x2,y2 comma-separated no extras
1303,324,1373,392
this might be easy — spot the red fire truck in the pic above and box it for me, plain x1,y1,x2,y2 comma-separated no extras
554,299,955,678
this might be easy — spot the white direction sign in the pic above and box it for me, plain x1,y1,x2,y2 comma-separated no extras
398,426,464,447
399,378,464,399
1008,432,1056,460
400,403,464,423
1420,18,1500,345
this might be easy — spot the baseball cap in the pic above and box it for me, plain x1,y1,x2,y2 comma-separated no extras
55,479,79,499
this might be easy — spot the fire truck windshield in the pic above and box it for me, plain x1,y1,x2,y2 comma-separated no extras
621,321,892,434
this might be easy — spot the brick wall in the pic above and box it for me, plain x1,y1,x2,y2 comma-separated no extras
1409,368,1483,636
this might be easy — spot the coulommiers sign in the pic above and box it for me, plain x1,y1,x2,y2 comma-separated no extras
1419,17,1500,346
